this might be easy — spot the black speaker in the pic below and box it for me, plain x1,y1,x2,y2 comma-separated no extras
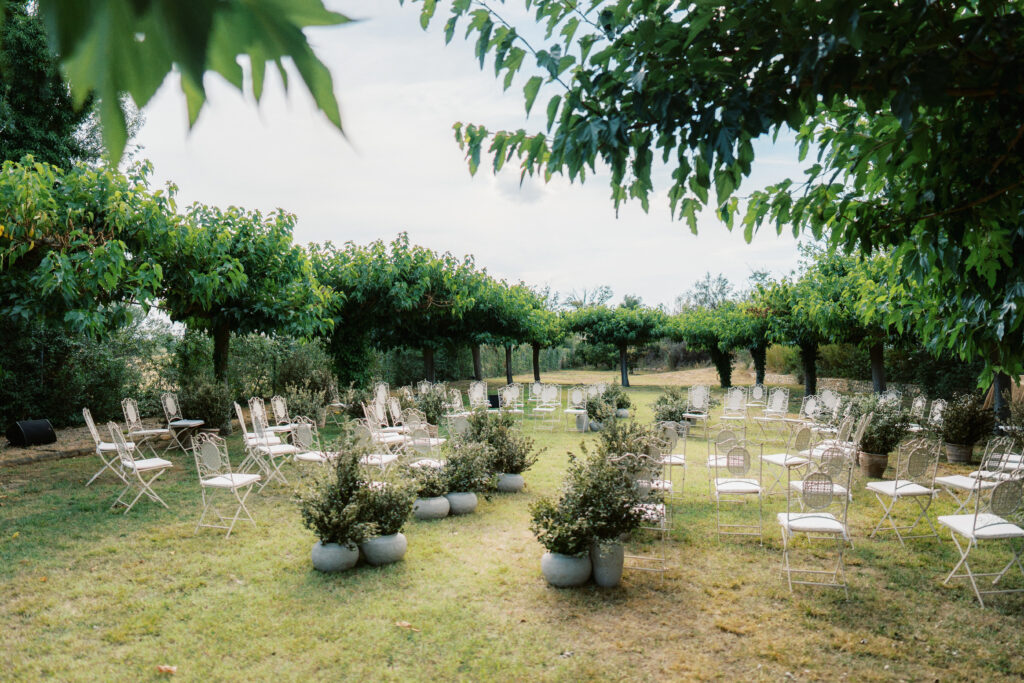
488,394,500,409
6,419,57,447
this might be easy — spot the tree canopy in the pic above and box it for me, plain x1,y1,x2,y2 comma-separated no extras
666,302,756,388
414,0,1024,384
565,302,665,387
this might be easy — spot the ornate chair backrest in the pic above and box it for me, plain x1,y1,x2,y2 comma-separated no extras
448,388,463,411
353,420,375,449
83,408,102,446
975,480,1023,533
800,471,836,511
450,414,470,436
121,398,144,432
817,446,849,479
801,395,821,420
568,386,586,408
541,384,559,404
468,381,487,406
107,422,135,468
660,425,679,454
248,397,270,431
161,392,182,422
585,384,600,399
980,437,1017,473
417,380,432,395
408,425,433,454
596,382,608,396
291,416,319,453
819,388,839,411
910,395,927,420
507,383,522,403
193,432,229,479
531,381,542,400
688,385,710,412
791,426,812,455
879,389,902,407
724,445,752,477
234,402,250,434
767,388,788,415
835,415,855,444
404,408,427,430
399,386,414,401
714,428,737,456
270,395,290,425
328,383,341,404
610,452,663,490
852,412,874,449
928,399,946,425
388,397,404,425
374,382,390,406
749,384,766,404
723,387,745,413
897,439,939,487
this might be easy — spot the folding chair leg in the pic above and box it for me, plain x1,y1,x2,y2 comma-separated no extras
86,454,127,486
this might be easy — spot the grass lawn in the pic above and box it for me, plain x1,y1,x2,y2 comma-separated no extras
2,382,1022,681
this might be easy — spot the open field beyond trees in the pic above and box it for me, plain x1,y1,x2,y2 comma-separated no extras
2,384,1022,682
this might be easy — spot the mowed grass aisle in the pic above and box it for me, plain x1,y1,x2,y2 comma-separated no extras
2,383,1022,681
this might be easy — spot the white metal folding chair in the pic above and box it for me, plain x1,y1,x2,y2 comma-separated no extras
867,438,941,545
939,479,1024,607
532,384,561,430
191,432,260,537
789,446,855,519
353,420,400,471
761,426,813,496
719,386,748,432
778,455,854,597
754,387,790,437
936,438,1015,514
682,384,711,439
291,416,336,467
611,452,669,580
906,395,929,433
122,397,171,457
107,422,172,513
563,385,588,431
417,380,432,395
270,395,300,430
878,388,902,407
818,388,840,414
746,384,767,411
714,443,764,542
468,381,489,410
785,394,821,428
255,396,293,437
326,383,347,427
928,399,947,430
233,402,281,448
706,427,739,501
83,407,132,486
244,397,298,488
373,381,390,407
161,392,205,451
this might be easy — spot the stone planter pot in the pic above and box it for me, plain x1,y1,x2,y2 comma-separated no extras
413,496,450,520
311,541,359,573
859,451,889,478
945,442,974,464
589,420,603,432
445,491,478,515
590,542,625,587
541,552,592,588
615,408,630,419
575,415,588,432
360,533,407,566
496,473,525,493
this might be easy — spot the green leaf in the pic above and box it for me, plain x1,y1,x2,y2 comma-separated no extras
523,75,542,115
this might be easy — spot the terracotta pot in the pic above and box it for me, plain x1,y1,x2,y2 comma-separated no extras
859,451,889,478
944,442,974,464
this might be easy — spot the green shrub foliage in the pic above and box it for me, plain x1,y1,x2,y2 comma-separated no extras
463,411,541,475
652,388,690,423
940,393,995,446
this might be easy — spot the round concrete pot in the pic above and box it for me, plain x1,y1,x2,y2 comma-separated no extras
496,473,525,493
413,496,450,520
615,408,630,419
859,451,889,478
575,415,588,432
541,552,592,588
359,533,407,566
944,442,974,464
589,420,603,432
590,542,625,587
311,541,359,573
445,491,478,515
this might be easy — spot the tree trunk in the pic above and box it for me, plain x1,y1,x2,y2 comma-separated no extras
212,321,232,434
799,343,818,396
505,345,514,385
749,344,766,384
619,344,630,388
869,341,886,393
710,349,733,388
471,344,483,381
423,348,435,383
532,343,542,382
993,372,1012,424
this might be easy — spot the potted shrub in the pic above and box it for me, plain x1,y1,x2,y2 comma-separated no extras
586,396,615,431
296,450,373,573
407,465,450,520
856,399,909,477
939,392,995,463
414,386,448,426
464,411,542,492
441,441,495,515
529,497,593,588
652,387,690,423
355,481,415,566
604,384,633,418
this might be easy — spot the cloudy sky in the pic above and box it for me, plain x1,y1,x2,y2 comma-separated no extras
132,1,808,309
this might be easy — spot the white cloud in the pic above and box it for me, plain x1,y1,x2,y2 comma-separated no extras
131,1,807,309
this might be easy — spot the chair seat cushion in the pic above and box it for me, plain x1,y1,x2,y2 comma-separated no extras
935,475,997,492
777,512,847,536
716,478,761,495
407,458,443,469
267,425,294,434
661,454,687,466
681,412,708,420
258,443,299,456
533,406,558,414
640,479,673,492
170,419,204,428
375,433,406,445
866,480,934,497
244,434,282,446
408,438,446,447
360,453,398,467
203,473,261,488
295,451,336,463
762,453,809,468
633,503,666,523
127,457,172,471
129,429,169,437
97,441,135,453
563,408,587,415
938,513,1024,540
